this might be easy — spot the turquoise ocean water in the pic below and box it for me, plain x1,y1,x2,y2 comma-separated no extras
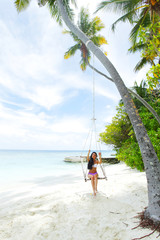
0,150,115,184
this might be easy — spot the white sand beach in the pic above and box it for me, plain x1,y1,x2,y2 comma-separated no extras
0,162,158,240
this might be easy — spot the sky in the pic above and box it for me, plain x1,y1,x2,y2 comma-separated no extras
0,0,150,150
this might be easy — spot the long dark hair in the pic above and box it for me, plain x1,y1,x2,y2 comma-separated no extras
87,152,97,169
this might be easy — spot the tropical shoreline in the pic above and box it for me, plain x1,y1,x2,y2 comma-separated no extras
0,162,158,240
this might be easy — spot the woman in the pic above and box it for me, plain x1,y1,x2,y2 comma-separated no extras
87,149,102,196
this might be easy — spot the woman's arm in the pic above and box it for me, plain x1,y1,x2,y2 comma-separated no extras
87,149,90,162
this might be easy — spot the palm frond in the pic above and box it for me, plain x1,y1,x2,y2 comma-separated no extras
129,8,150,44
14,0,31,12
69,31,80,42
98,36,108,45
96,0,142,14
47,0,74,25
134,57,152,72
111,9,138,31
131,80,148,99
139,6,151,22
70,0,77,8
92,16,105,31
140,80,147,89
38,0,47,7
62,29,71,34
78,8,105,39
64,44,80,59
63,7,106,71
47,0,62,25
128,42,146,53
122,0,143,12
78,8,91,33
62,29,81,43
91,35,107,47
80,58,88,71
96,0,129,13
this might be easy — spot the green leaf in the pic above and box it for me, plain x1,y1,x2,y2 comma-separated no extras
14,0,31,12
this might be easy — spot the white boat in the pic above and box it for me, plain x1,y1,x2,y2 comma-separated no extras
64,156,87,163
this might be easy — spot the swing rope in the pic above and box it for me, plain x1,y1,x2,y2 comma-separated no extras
81,54,107,182
80,124,93,182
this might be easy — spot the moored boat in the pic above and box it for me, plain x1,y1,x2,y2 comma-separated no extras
64,156,87,163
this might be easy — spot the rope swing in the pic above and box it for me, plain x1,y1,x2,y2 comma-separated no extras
81,54,107,182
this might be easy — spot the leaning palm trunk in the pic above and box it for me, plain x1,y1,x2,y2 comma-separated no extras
87,61,160,124
57,0,160,222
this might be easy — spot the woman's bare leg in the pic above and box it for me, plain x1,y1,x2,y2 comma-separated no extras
91,177,96,196
88,175,96,196
95,176,98,192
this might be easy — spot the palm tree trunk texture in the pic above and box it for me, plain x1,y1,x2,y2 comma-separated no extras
57,0,160,222
87,61,160,124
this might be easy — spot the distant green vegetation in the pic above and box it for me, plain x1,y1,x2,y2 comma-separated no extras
100,81,160,171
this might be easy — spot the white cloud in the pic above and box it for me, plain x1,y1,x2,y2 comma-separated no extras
29,86,64,109
51,116,88,133
0,101,90,149
1,0,142,150
106,105,111,109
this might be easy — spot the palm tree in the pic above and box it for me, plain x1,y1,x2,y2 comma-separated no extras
63,7,107,70
96,0,160,44
132,80,148,98
131,80,150,108
63,7,160,124
14,0,160,223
